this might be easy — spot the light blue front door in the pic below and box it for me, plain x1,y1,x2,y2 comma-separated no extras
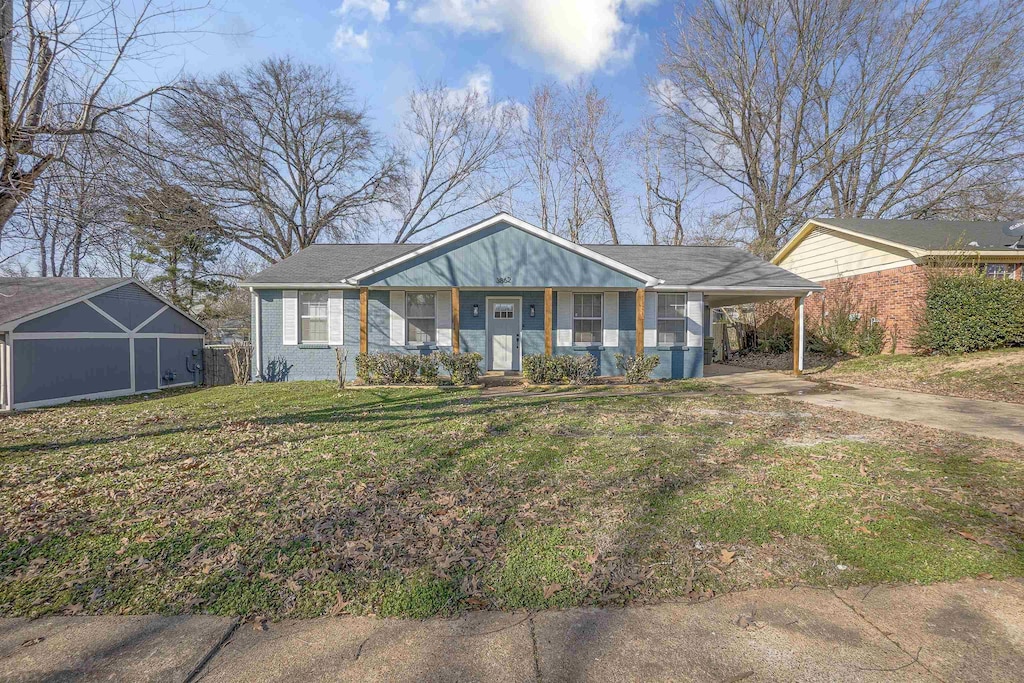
487,298,521,371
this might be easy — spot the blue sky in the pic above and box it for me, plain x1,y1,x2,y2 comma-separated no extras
178,0,677,129
155,0,684,243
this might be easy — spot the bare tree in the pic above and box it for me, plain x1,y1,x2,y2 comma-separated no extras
163,57,402,262
655,0,1024,256
520,84,563,233
519,83,620,244
392,81,521,244
565,82,623,244
632,117,689,244
0,0,213,235
20,136,121,275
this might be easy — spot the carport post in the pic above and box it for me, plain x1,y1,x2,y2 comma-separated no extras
793,296,805,375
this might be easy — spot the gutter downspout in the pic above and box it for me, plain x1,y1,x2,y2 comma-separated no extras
251,288,262,382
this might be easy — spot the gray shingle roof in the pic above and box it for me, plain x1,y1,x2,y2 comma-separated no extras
588,245,820,289
814,217,1024,251
0,277,127,327
244,244,420,284
245,242,820,290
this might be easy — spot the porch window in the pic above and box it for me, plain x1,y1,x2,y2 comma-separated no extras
300,291,328,343
983,263,1012,280
657,293,687,346
407,292,436,344
573,293,603,345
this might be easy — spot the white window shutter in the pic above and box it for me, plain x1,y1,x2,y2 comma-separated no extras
389,290,406,346
603,291,619,347
328,290,344,346
643,291,658,348
282,290,298,346
436,290,452,347
556,291,572,347
686,291,703,347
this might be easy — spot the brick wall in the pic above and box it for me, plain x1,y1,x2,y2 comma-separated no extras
803,264,929,354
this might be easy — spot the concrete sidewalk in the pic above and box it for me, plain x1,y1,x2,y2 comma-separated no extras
704,365,1024,445
2,579,1022,682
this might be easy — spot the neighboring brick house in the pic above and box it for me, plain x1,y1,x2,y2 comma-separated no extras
772,218,1024,353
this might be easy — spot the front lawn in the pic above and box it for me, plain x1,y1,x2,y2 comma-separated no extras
812,347,1024,404
2,381,1022,619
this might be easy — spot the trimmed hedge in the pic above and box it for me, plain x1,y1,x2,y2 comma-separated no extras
914,274,1024,354
614,353,660,383
436,351,483,385
522,354,598,385
355,351,483,385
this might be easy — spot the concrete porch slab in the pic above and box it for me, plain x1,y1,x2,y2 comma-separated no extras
0,615,236,683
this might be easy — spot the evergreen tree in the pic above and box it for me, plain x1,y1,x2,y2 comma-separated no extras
126,185,227,312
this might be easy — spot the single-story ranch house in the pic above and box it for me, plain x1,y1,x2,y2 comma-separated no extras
772,218,1024,352
0,278,206,410
243,214,822,381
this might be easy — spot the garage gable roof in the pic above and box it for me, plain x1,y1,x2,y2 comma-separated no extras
0,278,207,331
0,278,126,327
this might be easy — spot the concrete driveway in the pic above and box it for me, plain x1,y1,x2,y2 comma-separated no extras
704,365,1024,445
2,579,1022,682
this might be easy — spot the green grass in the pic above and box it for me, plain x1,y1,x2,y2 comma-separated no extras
1,380,1022,619
815,347,1024,404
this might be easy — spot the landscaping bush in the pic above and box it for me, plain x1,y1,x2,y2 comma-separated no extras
523,354,598,385
915,274,1024,354
615,353,661,383
564,355,598,385
758,333,792,354
856,319,887,356
523,354,564,383
435,351,483,385
355,352,433,384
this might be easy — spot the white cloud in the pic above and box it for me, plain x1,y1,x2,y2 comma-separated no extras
332,24,371,58
334,0,390,22
406,0,654,79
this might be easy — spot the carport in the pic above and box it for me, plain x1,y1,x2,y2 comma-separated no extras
700,287,821,374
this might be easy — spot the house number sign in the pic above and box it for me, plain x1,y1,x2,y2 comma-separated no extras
495,276,512,284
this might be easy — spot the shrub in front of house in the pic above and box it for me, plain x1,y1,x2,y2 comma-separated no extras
434,351,483,385
355,352,433,384
915,274,1024,354
614,353,660,383
523,354,597,385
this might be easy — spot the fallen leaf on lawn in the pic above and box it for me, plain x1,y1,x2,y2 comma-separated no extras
20,637,45,648
956,530,980,542
543,583,562,599
719,549,736,566
329,592,350,616
253,616,268,631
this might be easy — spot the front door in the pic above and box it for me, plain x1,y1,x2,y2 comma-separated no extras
487,298,521,372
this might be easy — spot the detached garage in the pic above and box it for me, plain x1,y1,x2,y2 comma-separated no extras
0,278,205,410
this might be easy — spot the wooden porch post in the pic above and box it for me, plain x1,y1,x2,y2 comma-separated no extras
792,296,804,375
544,287,553,355
636,289,645,356
359,287,369,354
451,287,460,353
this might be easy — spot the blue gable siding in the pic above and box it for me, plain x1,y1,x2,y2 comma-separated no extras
15,302,123,333
91,283,165,330
361,222,645,289
140,308,205,335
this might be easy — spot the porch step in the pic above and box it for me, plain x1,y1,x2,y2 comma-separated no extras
479,372,525,388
